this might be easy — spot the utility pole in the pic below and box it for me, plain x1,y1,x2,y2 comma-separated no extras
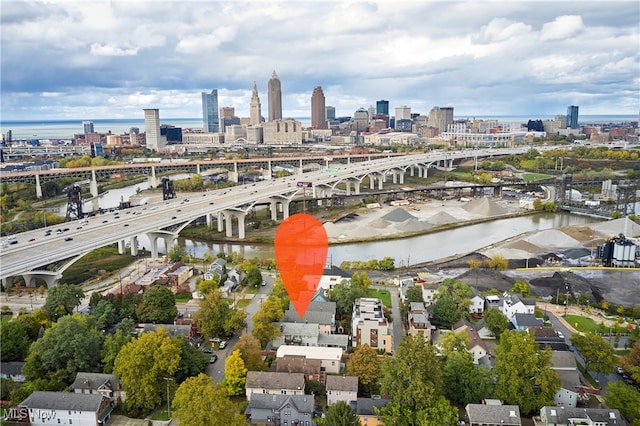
163,377,173,418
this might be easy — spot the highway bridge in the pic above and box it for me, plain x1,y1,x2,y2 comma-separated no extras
0,147,535,285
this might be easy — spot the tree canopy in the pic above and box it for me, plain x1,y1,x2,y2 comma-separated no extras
570,332,616,375
620,340,640,384
346,344,381,396
605,381,640,424
224,349,248,396
136,285,178,324
484,308,510,338
235,333,266,372
42,284,84,320
194,289,232,339
0,320,30,361
321,400,360,426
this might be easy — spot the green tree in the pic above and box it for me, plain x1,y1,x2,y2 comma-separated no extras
432,294,461,328
235,333,265,371
401,287,424,318
90,299,118,330
0,320,30,361
620,340,640,383
224,309,247,337
13,311,49,341
42,284,84,320
172,373,246,426
443,351,493,405
321,400,359,426
252,296,285,347
346,344,381,396
605,381,640,423
246,266,263,287
379,335,457,425
24,314,104,383
194,289,231,339
329,279,368,319
493,331,560,414
377,257,396,271
511,280,531,297
570,332,616,375
484,308,510,338
175,336,209,379
438,330,470,357
114,327,182,416
136,285,178,324
224,349,247,396
197,276,220,295
101,319,135,374
168,245,188,262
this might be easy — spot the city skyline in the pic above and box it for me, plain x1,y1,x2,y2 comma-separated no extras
1,1,638,121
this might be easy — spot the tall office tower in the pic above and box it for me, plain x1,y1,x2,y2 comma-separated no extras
83,121,94,134
368,105,376,117
376,100,389,115
567,105,579,129
202,89,219,133
352,108,369,132
395,105,412,121
325,106,336,121
311,86,327,129
220,106,235,119
143,108,163,151
250,82,262,126
428,106,454,134
267,70,282,121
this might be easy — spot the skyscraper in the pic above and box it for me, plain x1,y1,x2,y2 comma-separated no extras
143,108,164,151
325,106,336,121
311,86,326,129
202,90,219,133
250,82,262,126
567,105,579,129
267,71,282,121
376,100,389,115
428,106,454,134
83,121,94,134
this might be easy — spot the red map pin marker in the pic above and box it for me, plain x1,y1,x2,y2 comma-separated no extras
275,213,328,317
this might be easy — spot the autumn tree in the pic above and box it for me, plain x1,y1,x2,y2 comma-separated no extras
172,374,246,426
194,289,232,339
224,349,248,396
235,333,265,371
42,284,84,320
620,340,640,383
379,335,457,426
486,255,508,271
136,285,178,324
493,331,560,414
438,330,470,357
322,400,360,426
484,308,510,338
605,381,640,424
197,276,220,295
224,309,247,337
23,314,104,383
511,279,531,297
571,332,616,376
346,344,381,396
114,328,182,416
252,295,285,348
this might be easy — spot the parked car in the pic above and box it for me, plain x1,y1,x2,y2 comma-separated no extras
219,341,227,349
202,347,212,353
210,355,218,363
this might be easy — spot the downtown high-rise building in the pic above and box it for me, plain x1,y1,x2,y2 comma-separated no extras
143,108,164,151
83,121,94,134
202,89,219,133
311,86,327,129
428,106,454,134
376,100,389,115
567,105,579,129
325,106,336,121
250,82,262,126
267,71,282,121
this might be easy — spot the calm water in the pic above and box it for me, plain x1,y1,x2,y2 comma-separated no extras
1,115,636,140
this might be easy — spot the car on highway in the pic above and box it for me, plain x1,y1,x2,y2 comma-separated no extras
64,237,73,241
28,238,36,242
209,355,218,363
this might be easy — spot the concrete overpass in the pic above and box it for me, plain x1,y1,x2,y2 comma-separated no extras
0,147,533,285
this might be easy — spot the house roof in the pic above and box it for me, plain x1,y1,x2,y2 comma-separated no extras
323,265,352,278
530,326,560,339
72,373,121,392
245,394,315,413
540,406,622,425
326,375,358,392
355,397,392,416
551,351,578,370
512,313,543,327
246,371,305,391
317,334,350,348
307,301,337,313
279,322,320,337
20,391,106,412
284,309,334,325
276,345,343,361
275,356,322,375
0,361,24,376
141,323,191,337
465,403,522,425
556,370,581,391
409,302,426,312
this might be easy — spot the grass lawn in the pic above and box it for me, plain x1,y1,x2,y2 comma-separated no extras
175,294,191,303
565,314,607,334
521,172,555,182
368,288,392,308
245,286,260,294
235,298,251,309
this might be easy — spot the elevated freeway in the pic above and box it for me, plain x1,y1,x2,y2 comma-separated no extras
1,147,534,284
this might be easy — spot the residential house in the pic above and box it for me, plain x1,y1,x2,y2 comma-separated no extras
71,372,125,404
284,302,336,334
272,322,320,348
352,298,392,353
138,323,195,339
274,355,324,383
485,294,502,311
407,302,432,340
502,292,536,320
204,258,226,281
530,326,569,351
355,397,392,426
276,345,343,374
465,402,522,426
452,320,489,364
511,313,544,331
18,391,113,426
326,375,358,407
245,371,305,401
418,279,441,306
469,288,485,315
245,394,316,426
550,351,581,408
394,276,414,288
538,406,623,425
318,265,352,291
0,361,25,382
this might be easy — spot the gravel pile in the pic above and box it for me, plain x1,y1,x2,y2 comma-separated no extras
382,208,418,222
425,211,459,226
590,217,640,238
462,197,508,216
524,229,581,248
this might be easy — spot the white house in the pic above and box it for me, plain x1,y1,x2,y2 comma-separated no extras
326,375,358,407
451,320,488,365
71,372,125,404
502,292,536,320
0,361,25,383
318,265,352,291
551,351,581,408
18,391,113,426
276,345,343,374
352,298,392,353
245,372,305,401
469,288,485,315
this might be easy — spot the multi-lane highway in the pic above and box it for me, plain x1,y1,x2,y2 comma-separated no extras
1,147,532,280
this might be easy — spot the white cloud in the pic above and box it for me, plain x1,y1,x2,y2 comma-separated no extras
540,15,584,41
90,43,139,57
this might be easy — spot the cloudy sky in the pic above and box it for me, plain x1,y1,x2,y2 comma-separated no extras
1,0,639,121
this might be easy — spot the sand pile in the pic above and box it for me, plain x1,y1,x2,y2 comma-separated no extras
462,198,508,216
369,218,392,229
590,217,640,238
426,211,459,226
524,229,581,248
397,218,433,233
382,208,417,222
